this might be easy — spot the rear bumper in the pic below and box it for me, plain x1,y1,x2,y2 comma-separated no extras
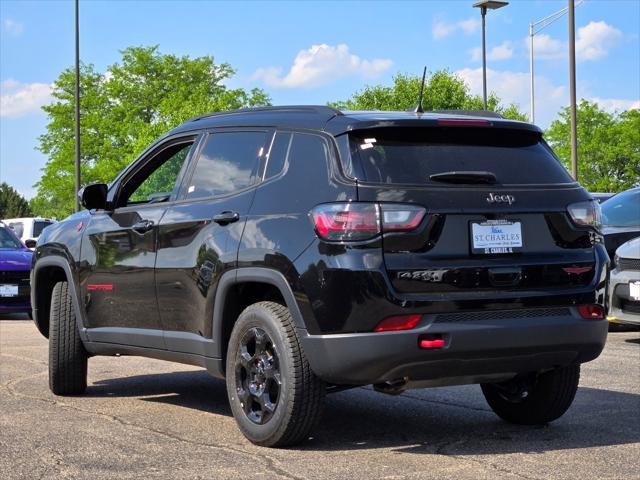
608,268,640,326
300,309,607,385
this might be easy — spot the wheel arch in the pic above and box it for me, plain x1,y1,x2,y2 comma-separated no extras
32,257,87,341
213,268,306,364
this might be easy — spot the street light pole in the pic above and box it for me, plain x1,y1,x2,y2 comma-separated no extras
481,7,487,110
528,0,584,124
74,0,81,211
473,1,508,111
568,0,578,180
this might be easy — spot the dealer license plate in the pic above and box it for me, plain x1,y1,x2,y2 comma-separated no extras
471,220,523,254
0,285,19,297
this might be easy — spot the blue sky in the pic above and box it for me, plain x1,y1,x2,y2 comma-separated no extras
1,0,639,199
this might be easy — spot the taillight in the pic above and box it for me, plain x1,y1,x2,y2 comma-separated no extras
380,204,426,232
577,304,605,320
568,201,601,230
374,314,422,332
310,203,426,241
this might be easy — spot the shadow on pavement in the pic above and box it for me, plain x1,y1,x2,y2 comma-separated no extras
87,370,640,454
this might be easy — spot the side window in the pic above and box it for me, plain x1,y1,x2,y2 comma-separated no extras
122,140,195,206
186,131,267,199
8,222,24,238
264,132,292,179
288,132,330,167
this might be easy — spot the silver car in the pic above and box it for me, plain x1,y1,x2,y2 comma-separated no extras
608,237,640,326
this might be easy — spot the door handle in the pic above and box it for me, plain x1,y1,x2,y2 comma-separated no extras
132,219,155,234
213,211,240,225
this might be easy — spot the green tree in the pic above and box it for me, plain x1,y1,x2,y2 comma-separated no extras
33,46,271,218
329,70,527,121
0,183,32,218
545,101,640,192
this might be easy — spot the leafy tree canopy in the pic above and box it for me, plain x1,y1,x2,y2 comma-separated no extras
0,183,32,219
33,46,271,218
545,101,640,192
329,71,528,121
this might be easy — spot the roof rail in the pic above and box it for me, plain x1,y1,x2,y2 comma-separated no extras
187,105,343,123
432,109,504,119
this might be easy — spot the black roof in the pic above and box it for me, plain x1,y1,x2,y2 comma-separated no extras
168,105,541,137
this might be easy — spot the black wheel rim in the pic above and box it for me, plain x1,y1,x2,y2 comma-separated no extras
234,327,281,425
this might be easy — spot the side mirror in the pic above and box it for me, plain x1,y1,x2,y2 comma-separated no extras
79,183,108,210
25,239,37,249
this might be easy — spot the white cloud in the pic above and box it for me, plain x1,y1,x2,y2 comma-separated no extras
470,41,514,62
432,17,479,40
455,67,567,126
529,33,565,60
528,21,622,62
588,97,640,113
252,44,392,89
2,18,24,36
0,79,52,118
576,21,622,61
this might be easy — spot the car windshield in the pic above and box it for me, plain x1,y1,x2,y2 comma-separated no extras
601,189,640,227
8,221,24,238
0,226,23,249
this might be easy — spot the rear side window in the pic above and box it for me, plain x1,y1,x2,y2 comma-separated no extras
186,131,267,199
264,132,292,179
32,220,53,237
288,132,329,168
345,127,573,185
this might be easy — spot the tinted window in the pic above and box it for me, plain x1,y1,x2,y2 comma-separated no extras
8,222,24,238
128,142,193,205
0,227,22,249
265,132,291,179
187,131,267,199
602,189,640,227
346,127,573,185
289,132,329,167
32,220,53,237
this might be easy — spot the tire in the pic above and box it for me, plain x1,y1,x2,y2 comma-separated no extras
49,281,88,395
481,365,580,425
225,301,325,447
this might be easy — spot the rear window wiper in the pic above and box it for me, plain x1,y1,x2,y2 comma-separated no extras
429,171,497,184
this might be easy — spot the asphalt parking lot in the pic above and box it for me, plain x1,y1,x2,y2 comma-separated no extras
1,315,638,480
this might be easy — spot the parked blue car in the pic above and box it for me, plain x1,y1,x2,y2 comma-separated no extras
0,221,33,317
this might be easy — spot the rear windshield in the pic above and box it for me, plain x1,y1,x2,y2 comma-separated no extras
344,127,573,185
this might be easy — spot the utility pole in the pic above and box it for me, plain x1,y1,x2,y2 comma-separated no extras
74,0,81,211
568,0,578,180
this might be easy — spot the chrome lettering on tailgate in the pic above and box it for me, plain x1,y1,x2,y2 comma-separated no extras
397,270,447,282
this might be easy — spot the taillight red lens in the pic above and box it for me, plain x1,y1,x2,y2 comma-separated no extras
437,118,491,127
310,203,380,241
374,314,422,332
577,304,605,320
310,203,426,242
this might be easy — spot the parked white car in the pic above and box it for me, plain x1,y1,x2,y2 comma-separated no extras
2,217,56,249
608,237,640,326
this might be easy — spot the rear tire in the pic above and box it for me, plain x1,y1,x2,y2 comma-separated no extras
226,301,325,447
481,365,580,425
49,281,87,395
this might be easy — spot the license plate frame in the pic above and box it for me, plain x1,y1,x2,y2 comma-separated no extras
0,284,19,297
471,219,523,255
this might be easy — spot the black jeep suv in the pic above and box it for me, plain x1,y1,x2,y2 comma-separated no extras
31,106,608,447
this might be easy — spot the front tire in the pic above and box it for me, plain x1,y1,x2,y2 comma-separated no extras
481,365,580,425
49,281,88,395
226,301,325,447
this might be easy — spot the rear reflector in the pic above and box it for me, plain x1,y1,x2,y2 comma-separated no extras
577,304,605,320
419,335,445,349
374,314,422,332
